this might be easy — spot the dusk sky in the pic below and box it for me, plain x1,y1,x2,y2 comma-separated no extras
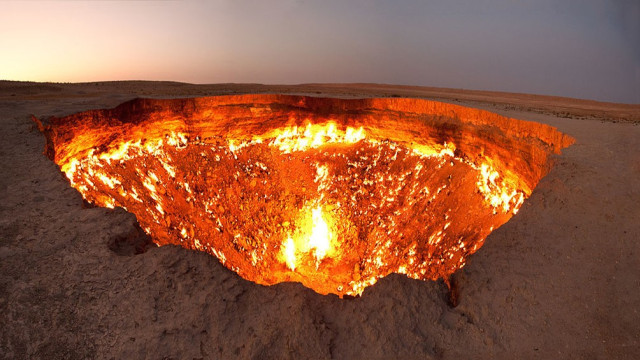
1,0,638,103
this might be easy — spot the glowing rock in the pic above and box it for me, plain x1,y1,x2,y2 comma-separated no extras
36,95,573,296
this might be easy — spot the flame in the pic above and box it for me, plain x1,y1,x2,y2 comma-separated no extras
58,128,527,296
280,205,334,271
475,161,526,214
56,127,527,296
38,96,571,297
269,122,365,153
281,236,296,271
308,206,331,260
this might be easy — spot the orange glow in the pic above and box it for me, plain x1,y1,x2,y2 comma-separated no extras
308,206,332,260
281,236,297,271
280,205,335,272
268,122,365,153
36,95,573,296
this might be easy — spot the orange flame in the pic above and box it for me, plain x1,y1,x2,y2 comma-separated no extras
308,206,331,260
38,96,573,297
280,205,334,271
269,122,365,153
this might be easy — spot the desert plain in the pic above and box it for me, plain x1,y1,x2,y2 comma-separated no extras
0,81,639,359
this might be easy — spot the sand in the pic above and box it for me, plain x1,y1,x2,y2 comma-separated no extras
1,81,639,359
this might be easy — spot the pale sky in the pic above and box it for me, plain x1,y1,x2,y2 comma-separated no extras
1,0,638,103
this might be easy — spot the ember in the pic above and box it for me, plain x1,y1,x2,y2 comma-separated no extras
36,95,573,297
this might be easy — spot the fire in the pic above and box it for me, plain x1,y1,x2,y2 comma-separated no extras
268,122,365,153
475,161,526,214
308,206,331,260
36,95,573,297
280,205,334,271
281,237,296,271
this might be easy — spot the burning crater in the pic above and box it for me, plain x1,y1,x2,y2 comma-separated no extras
36,95,573,297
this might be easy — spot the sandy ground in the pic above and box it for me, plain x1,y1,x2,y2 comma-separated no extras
1,81,639,359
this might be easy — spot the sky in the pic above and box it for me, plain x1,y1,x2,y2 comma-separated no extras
1,0,638,104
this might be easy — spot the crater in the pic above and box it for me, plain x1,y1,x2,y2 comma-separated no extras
35,95,574,297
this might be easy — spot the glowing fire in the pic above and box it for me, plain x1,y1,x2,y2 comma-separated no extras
308,206,332,260
281,237,296,271
280,205,334,271
37,95,573,297
269,122,365,153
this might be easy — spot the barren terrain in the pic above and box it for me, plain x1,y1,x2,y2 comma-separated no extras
1,81,639,359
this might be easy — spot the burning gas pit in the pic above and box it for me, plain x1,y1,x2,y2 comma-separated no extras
36,95,573,297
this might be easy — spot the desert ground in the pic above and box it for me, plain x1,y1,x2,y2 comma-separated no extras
0,81,639,359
